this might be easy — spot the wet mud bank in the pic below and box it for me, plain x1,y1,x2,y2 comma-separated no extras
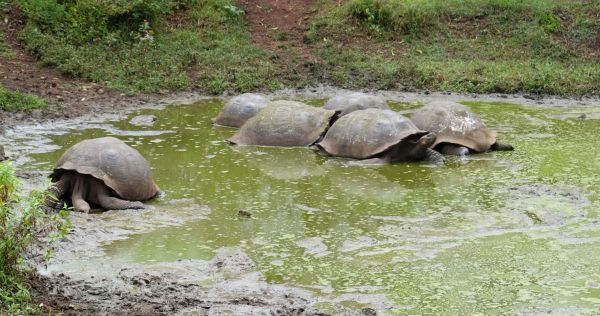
27,209,388,315
5,88,600,315
2,86,600,130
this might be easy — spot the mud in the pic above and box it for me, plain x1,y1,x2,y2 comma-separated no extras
26,190,391,315
31,226,391,315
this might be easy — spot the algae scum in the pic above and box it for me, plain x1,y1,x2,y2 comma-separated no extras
28,99,600,314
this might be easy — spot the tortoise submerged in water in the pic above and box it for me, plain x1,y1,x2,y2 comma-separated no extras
48,137,160,213
229,100,338,147
212,93,270,128
410,101,514,156
323,92,389,117
316,108,444,164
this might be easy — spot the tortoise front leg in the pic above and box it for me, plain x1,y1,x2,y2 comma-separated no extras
71,174,91,213
424,148,445,165
438,143,470,156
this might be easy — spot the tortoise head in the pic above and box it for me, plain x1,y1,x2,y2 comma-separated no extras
415,132,436,150
386,132,436,162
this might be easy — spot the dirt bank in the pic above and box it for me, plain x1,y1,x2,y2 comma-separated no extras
24,202,389,315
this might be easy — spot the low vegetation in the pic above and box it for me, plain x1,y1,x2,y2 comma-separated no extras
0,32,13,58
0,84,47,111
0,161,70,313
15,0,279,94
306,0,600,95
4,0,600,96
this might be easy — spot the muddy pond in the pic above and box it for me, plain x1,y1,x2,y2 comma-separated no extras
9,96,600,314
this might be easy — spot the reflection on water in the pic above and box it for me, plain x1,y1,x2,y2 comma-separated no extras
27,99,600,314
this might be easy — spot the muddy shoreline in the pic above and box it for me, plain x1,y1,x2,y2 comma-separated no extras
3,86,600,129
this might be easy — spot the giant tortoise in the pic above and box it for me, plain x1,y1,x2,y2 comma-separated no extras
229,100,338,147
323,92,389,117
212,93,270,128
410,101,513,155
48,137,160,213
317,108,444,164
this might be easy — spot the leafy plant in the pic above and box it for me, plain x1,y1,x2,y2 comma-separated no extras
349,0,392,33
537,11,561,33
222,4,244,19
0,85,47,112
0,161,71,313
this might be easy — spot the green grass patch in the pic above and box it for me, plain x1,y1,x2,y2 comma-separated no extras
0,161,71,314
11,0,600,95
16,0,280,94
307,0,600,96
0,85,47,111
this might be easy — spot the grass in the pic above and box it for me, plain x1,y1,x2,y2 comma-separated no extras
0,84,47,111
16,0,281,94
306,0,600,96
0,161,70,314
0,31,14,58
9,0,600,96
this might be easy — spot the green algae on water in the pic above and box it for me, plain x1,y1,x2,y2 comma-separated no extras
29,99,600,314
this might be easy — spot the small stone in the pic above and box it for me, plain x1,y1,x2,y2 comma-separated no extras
238,209,252,218
129,114,158,127
362,307,377,316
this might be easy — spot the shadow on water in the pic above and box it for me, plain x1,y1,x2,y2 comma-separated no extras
23,98,600,314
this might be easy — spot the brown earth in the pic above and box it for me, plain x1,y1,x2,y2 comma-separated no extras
0,0,324,128
0,4,159,128
237,0,317,60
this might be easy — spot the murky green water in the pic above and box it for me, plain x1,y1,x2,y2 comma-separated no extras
30,99,600,314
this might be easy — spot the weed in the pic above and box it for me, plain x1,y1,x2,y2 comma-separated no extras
307,0,600,96
537,11,561,33
272,30,291,41
0,85,47,112
0,161,71,313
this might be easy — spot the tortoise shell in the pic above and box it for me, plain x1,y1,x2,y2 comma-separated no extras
317,108,427,159
51,137,159,201
229,100,337,147
410,101,496,153
212,93,270,128
323,92,389,117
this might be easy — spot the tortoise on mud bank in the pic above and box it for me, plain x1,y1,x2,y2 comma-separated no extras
48,137,160,213
317,109,444,164
213,93,270,128
323,92,389,117
228,100,338,147
411,101,514,156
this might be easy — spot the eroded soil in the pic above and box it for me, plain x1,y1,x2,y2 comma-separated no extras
0,4,162,128
237,0,317,60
